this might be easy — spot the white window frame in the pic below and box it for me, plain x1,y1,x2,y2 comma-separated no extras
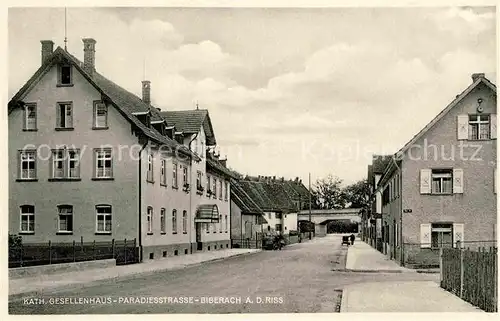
219,180,223,200
225,182,229,201
57,102,73,129
19,150,37,179
147,153,154,182
431,223,453,248
160,159,167,186
95,149,113,178
147,207,153,233
24,103,37,130
197,171,202,190
172,163,178,188
172,209,177,233
431,169,453,194
160,208,166,233
469,114,490,140
93,101,108,128
68,150,80,178
183,166,188,186
182,210,187,233
58,205,73,233
52,150,65,178
95,205,112,233
20,205,35,233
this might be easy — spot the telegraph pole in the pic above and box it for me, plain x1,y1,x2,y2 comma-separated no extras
309,172,312,240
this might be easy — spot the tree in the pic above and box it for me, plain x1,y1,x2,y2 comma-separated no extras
312,175,346,209
343,179,370,209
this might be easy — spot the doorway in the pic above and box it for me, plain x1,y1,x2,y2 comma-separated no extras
196,223,202,251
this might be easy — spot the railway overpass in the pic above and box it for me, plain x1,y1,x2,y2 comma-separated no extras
298,208,361,237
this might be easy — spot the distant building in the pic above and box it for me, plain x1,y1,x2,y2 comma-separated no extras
371,73,496,268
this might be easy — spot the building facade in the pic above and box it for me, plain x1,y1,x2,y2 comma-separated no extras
373,73,497,268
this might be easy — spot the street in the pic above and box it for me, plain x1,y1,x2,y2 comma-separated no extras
9,234,438,314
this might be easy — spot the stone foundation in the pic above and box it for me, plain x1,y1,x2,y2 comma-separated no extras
142,240,231,261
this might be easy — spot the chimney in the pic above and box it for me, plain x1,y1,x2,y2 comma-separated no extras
82,38,96,75
472,73,485,82
41,40,54,65
142,80,151,105
220,159,227,167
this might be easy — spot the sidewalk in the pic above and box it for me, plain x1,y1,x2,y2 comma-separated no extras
340,281,484,312
344,239,412,273
9,248,260,299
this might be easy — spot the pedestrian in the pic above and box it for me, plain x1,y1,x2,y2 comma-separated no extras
350,233,355,245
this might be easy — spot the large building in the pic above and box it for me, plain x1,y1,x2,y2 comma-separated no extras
370,73,497,268
8,38,234,262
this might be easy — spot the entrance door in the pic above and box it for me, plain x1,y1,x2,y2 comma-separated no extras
196,223,202,251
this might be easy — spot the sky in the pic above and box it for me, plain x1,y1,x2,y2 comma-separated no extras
8,6,496,186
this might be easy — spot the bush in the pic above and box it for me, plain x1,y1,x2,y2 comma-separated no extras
9,234,22,247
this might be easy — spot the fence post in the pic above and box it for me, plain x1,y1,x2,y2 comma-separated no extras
439,247,443,286
124,238,127,264
49,240,52,265
459,245,464,299
112,239,115,259
93,240,96,260
73,240,76,262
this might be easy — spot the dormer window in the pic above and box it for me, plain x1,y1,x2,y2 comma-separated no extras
57,64,72,86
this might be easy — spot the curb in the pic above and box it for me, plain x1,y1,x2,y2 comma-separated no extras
332,268,405,273
9,250,260,302
416,270,440,274
340,288,348,312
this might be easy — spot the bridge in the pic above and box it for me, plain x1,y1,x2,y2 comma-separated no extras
298,208,361,236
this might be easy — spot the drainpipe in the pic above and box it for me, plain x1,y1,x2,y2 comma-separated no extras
391,157,404,266
138,138,148,263
188,133,199,254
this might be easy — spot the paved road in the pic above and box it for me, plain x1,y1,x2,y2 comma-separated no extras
9,234,438,314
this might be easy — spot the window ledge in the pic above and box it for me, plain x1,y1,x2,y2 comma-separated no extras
55,127,74,131
225,231,228,233
22,129,38,132
56,231,73,235
161,232,167,235
196,190,204,195
19,231,34,235
429,193,453,196
95,232,112,235
172,186,179,190
92,126,109,130
172,232,178,234
146,180,155,184
16,178,38,182
56,83,74,87
183,232,188,234
160,182,167,187
147,232,153,235
92,177,114,181
49,178,81,182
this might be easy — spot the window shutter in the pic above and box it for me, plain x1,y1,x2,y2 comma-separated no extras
420,223,431,248
490,114,497,139
420,169,431,194
453,223,464,248
453,168,464,194
457,114,469,140
56,104,61,128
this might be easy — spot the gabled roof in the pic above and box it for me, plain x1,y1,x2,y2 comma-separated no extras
8,46,198,161
206,156,239,179
160,109,216,146
396,75,496,157
230,179,264,215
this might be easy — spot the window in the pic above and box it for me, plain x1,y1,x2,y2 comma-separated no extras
213,178,217,199
206,222,210,233
431,169,453,194
57,102,73,129
275,213,283,219
20,205,35,233
219,215,222,232
58,205,73,233
469,115,490,140
207,175,211,196
160,208,166,233
431,223,453,248
58,64,72,85
225,215,228,232
182,210,187,233
225,182,229,201
19,150,36,179
147,207,153,234
93,101,108,128
219,181,223,199
197,171,202,190
147,154,154,182
276,224,282,232
160,159,167,186
182,166,188,187
51,149,80,179
23,103,37,130
172,210,177,233
95,149,112,178
96,205,112,233
172,163,178,188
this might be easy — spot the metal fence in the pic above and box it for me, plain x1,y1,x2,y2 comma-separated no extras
231,238,263,249
441,246,498,312
9,238,139,268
